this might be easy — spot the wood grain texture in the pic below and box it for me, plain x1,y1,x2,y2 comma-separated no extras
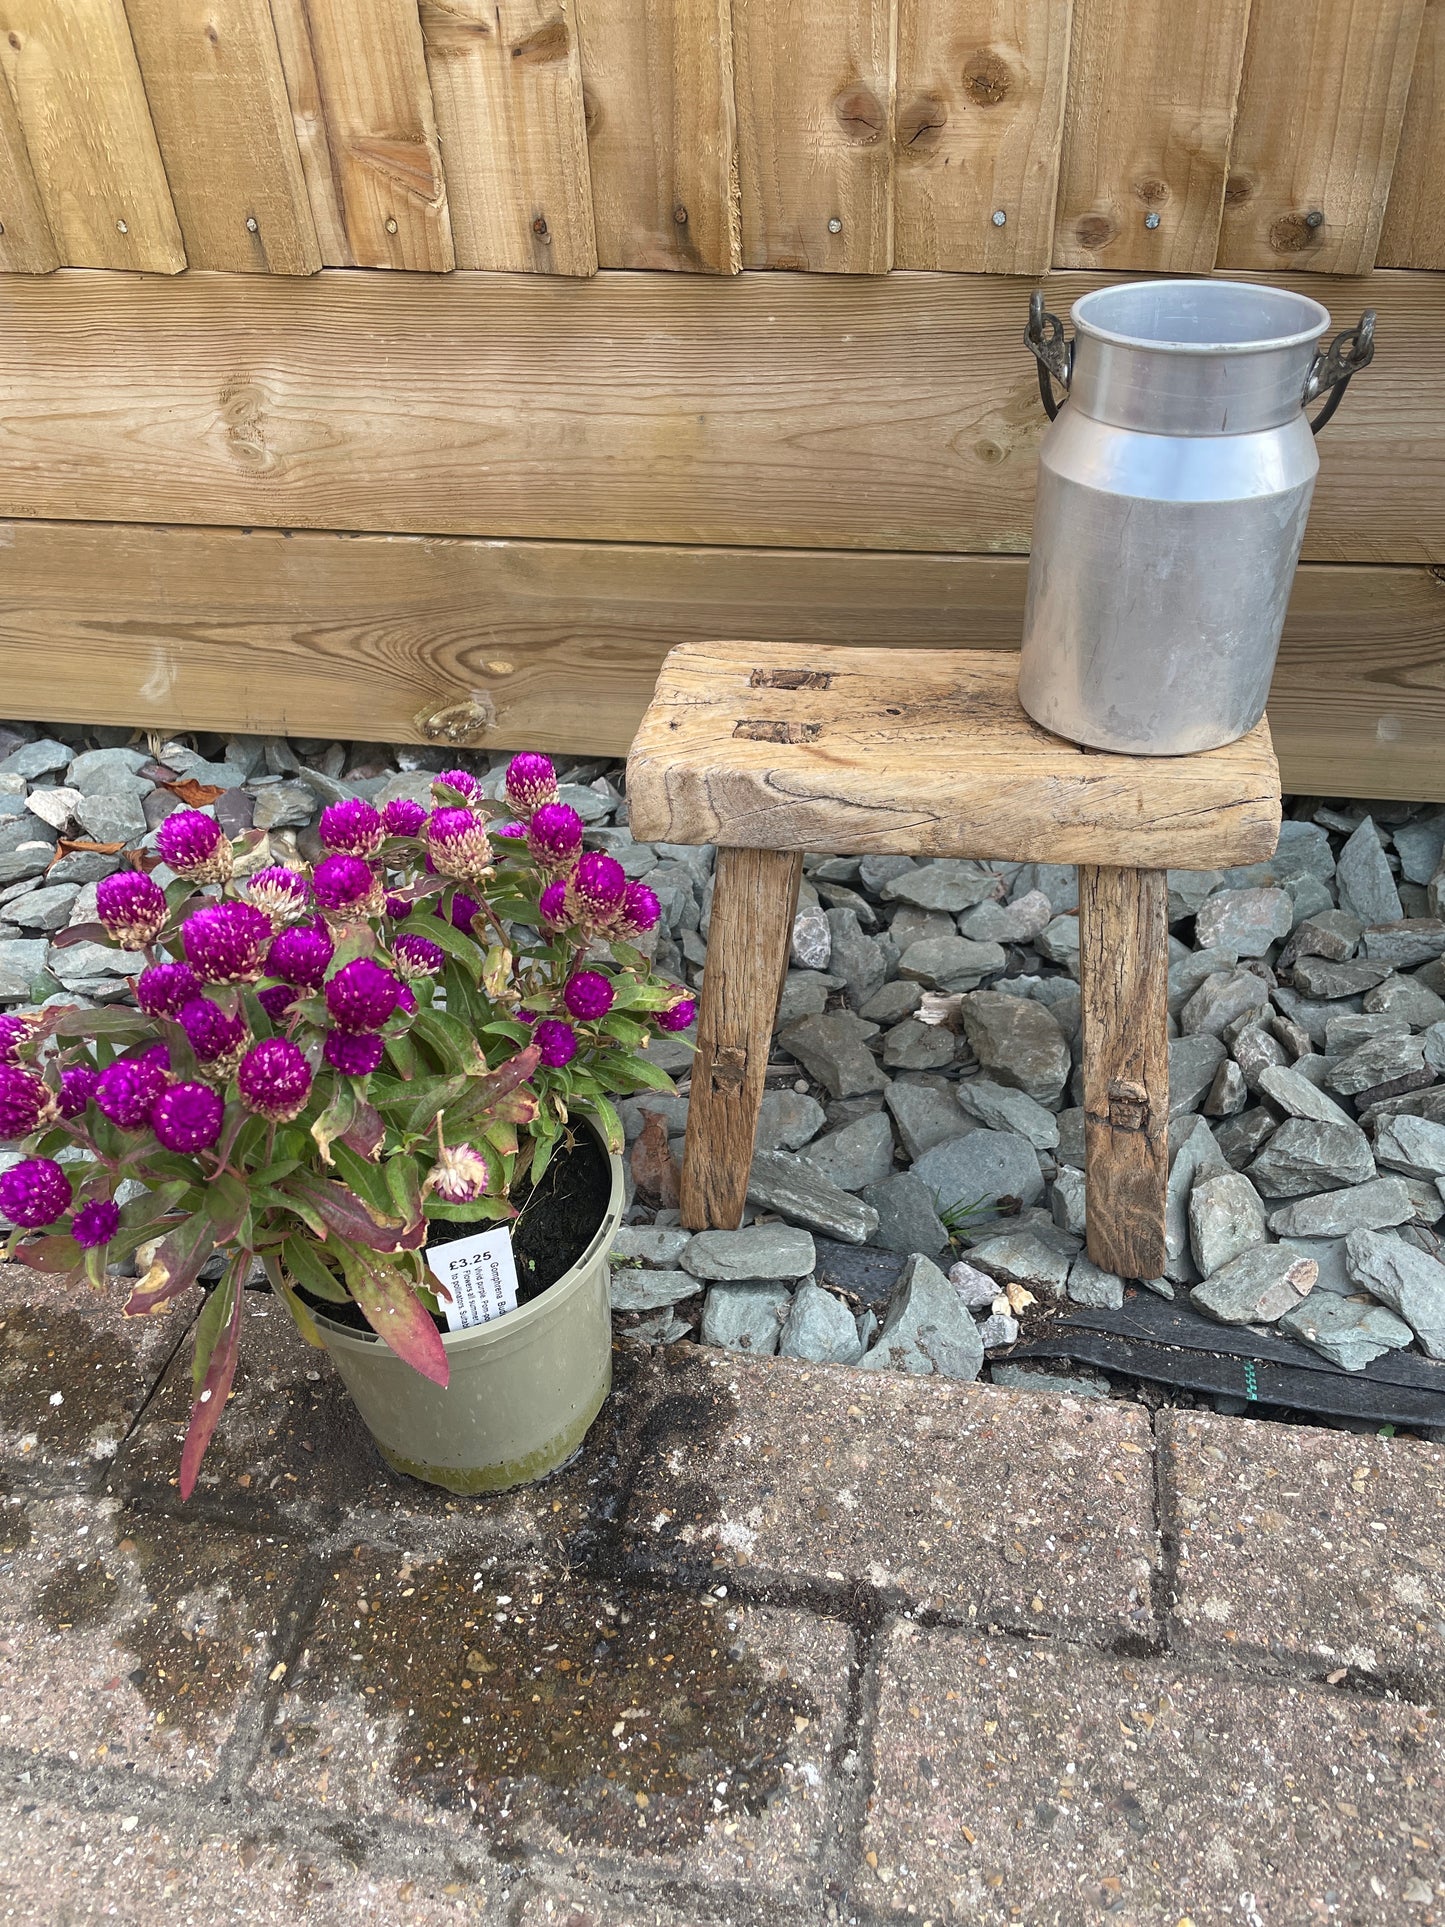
1217,0,1426,276
123,0,320,274
0,267,1439,564
734,0,895,272
1078,865,1169,1282
681,846,803,1231
1379,0,1445,268
575,0,739,272
422,0,595,276
625,643,1282,868
893,0,1072,273
0,58,57,271
0,0,184,272
267,0,349,261
1052,0,1251,272
278,0,452,270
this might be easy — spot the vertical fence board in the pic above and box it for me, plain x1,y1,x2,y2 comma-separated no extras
575,0,739,273
420,0,595,276
267,0,351,261
0,63,57,271
1379,0,1445,267
735,0,896,272
1052,0,1251,273
124,0,320,273
894,0,1071,272
1218,0,1425,276
0,0,184,272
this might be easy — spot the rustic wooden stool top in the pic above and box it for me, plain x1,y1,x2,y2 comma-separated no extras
627,642,1282,1281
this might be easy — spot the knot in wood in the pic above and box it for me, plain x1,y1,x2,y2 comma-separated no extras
961,50,1012,106
1105,1079,1151,1133
833,86,885,145
709,1047,748,1095
415,696,496,744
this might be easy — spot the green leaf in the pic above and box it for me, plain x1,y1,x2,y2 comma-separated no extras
336,1243,449,1386
527,1132,555,1187
402,912,481,980
191,1267,239,1394
208,1172,251,1245
598,1055,678,1097
384,1030,422,1081
48,1007,152,1042
281,1235,349,1303
384,1153,424,1230
310,1079,359,1165
599,1013,648,1048
578,1092,625,1156
423,1197,513,1223
481,1018,532,1046
331,1140,403,1223
409,1007,481,1065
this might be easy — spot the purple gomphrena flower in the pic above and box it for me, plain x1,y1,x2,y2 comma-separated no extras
425,1144,491,1204
323,1030,385,1076
382,797,428,839
564,852,627,931
534,1019,577,1069
526,803,584,876
616,882,661,939
95,1053,170,1130
95,871,168,949
72,1197,121,1251
0,1064,50,1138
267,922,334,990
494,821,526,842
398,983,416,1014
182,901,272,986
318,798,385,858
449,893,479,936
324,957,402,1033
178,997,249,1072
436,767,480,800
538,879,569,930
658,996,697,1034
425,808,493,882
504,752,558,820
257,983,297,1023
58,1066,101,1120
237,1039,313,1123
156,810,232,884
563,970,615,1022
246,866,312,927
0,1157,72,1230
312,853,382,921
394,933,444,981
136,961,201,1019
151,1081,224,1154
0,1014,32,1066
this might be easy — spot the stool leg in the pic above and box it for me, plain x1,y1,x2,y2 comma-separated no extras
1078,865,1169,1281
681,847,803,1231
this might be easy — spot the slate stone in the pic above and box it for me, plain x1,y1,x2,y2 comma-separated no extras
610,1268,699,1312
1170,1033,1226,1117
46,850,120,887
682,1223,816,1283
3,884,79,931
1167,869,1223,921
1188,1171,1268,1277
1280,910,1361,967
608,1225,694,1269
797,1111,896,1192
699,1282,792,1355
753,1089,826,1153
1253,1063,1355,1128
1343,1229,1445,1358
898,935,1004,992
1057,1254,1122,1312
957,990,1070,1106
885,1079,970,1160
1325,1031,1427,1097
74,788,148,845
966,1231,1070,1299
1266,1176,1415,1239
1272,985,1356,1048
857,1254,984,1380
1364,974,1445,1028
1181,969,1271,1037
1202,1058,1248,1117
858,853,916,895
861,1172,949,1257
947,1259,1000,1310
64,747,149,792
858,979,923,1025
1291,957,1391,998
745,1151,880,1244
880,1016,956,1071
1393,810,1445,886
252,783,316,831
1427,1022,1445,1077
1246,1117,1375,1196
1191,1245,1318,1324
618,1093,689,1143
976,1311,1020,1348
956,889,1052,944
826,907,888,1009
1011,862,1078,912
1049,1163,1087,1237
778,1282,865,1365
0,738,71,779
1358,919,1445,973
1335,817,1403,926
0,846,52,889
1277,1236,1353,1295
790,904,832,970
1325,1011,1409,1054
775,971,834,1028
1168,947,1240,1015
1279,1293,1415,1372
955,1077,1058,1150
1194,886,1293,957
777,1010,885,1099
882,861,1001,913
25,788,82,832
888,906,956,951
1054,1106,1086,1168
1035,916,1080,972
1373,1113,1445,1181
0,938,48,1000
911,1129,1044,1218
1404,1174,1445,1224
1283,874,1336,926
1165,1117,1230,1282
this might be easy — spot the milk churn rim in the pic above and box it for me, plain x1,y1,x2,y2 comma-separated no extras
1070,279,1332,358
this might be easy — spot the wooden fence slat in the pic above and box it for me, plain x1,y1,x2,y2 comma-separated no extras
271,0,453,271
1052,0,1252,272
123,0,321,274
0,0,184,272
0,60,57,272
420,0,595,276
1379,0,1445,268
575,0,739,273
1218,0,1426,276
734,0,896,272
893,0,1072,274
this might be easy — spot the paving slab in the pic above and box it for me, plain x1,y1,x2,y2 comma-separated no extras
620,1346,1158,1643
516,1881,780,1927
1162,1410,1445,1692
858,1621,1444,1924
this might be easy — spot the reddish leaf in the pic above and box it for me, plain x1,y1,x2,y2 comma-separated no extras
52,838,126,865
178,1276,243,1499
161,778,225,806
13,1235,82,1275
49,922,109,950
124,1214,216,1316
281,1176,424,1252
475,1043,541,1107
340,1100,385,1161
338,1246,448,1387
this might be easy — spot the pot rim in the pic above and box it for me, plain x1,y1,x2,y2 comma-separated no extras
1070,278,1332,357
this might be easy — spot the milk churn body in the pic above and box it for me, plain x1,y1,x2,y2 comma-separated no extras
1018,280,1375,756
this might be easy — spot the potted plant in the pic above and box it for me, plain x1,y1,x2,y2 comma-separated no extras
0,754,694,1496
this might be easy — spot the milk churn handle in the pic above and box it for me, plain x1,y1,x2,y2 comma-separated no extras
1025,291,1073,421
1303,310,1376,435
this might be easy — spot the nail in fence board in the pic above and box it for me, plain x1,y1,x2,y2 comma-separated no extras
893,0,1072,274
1216,0,1426,277
0,0,185,272
1378,0,1445,269
0,59,57,272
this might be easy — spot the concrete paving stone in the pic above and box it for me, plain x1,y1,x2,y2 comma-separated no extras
516,1882,759,1927
858,1620,1443,1925
1162,1410,1445,1692
253,1548,849,1907
621,1347,1157,1641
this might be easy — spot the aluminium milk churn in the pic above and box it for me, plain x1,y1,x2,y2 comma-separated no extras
1018,279,1376,755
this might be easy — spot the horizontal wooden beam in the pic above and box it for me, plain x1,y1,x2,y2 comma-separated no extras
0,520,1440,801
0,268,1438,561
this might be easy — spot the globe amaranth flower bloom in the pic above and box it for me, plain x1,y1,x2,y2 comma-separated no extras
615,881,661,939
95,1052,170,1129
538,879,569,930
257,983,297,1023
394,933,444,980
382,797,428,838
504,752,558,819
534,1018,577,1068
95,870,168,948
58,1066,100,1119
267,922,333,989
563,970,615,1021
156,809,232,884
448,893,479,936
425,808,493,881
72,1197,120,1251
324,957,402,1033
526,803,584,875
183,900,272,985
246,865,311,926
657,996,697,1033
436,767,480,800
313,853,383,920
0,1157,72,1229
0,1014,32,1066
136,961,200,1019
178,996,249,1071
0,1064,50,1138
564,852,627,931
319,798,385,858
425,1143,491,1204
151,1081,224,1153
493,821,526,842
323,1030,386,1076
237,1038,313,1122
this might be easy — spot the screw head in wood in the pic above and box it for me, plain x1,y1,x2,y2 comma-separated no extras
673,203,688,226
1144,211,1161,230
991,210,1006,227
827,217,843,234
116,218,128,234
385,217,399,235
1305,209,1324,229
245,216,259,234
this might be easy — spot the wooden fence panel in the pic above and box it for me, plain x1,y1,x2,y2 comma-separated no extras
734,0,896,272
0,0,184,272
266,0,349,262
575,0,739,273
1379,0,1445,268
893,0,1071,274
421,0,596,276
1217,0,1425,277
123,0,320,274
0,62,57,272
1052,0,1251,273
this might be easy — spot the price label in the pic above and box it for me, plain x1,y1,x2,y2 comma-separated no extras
425,1226,520,1332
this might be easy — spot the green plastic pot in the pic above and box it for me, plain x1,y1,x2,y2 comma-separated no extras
312,1126,624,1495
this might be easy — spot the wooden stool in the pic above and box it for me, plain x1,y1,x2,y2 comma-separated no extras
626,643,1281,1282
